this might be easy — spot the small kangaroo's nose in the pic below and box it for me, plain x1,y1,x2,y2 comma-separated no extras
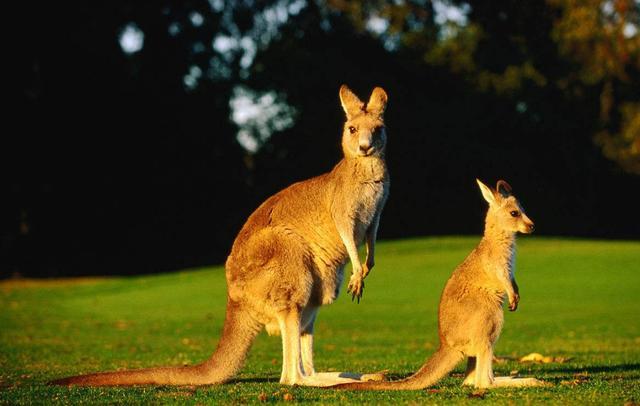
528,223,535,232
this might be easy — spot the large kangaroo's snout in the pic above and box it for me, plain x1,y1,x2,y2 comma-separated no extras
358,136,374,156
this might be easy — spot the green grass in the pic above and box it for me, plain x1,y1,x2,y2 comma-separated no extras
1,236,639,404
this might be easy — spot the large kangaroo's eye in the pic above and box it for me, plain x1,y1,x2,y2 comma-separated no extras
510,210,520,217
348,126,357,134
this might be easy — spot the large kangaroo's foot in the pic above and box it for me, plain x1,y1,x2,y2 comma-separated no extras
278,308,386,387
291,371,385,387
490,376,546,387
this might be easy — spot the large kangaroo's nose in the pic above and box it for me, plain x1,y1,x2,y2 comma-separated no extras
359,139,372,155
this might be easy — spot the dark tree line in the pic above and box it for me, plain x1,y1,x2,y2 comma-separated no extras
4,0,639,277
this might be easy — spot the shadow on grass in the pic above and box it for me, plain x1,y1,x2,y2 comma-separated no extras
547,363,640,374
232,377,278,384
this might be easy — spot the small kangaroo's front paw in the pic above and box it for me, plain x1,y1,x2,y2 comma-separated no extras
509,293,520,311
362,262,374,279
347,274,364,303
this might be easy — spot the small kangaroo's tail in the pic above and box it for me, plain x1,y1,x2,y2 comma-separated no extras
50,298,261,386
332,346,463,390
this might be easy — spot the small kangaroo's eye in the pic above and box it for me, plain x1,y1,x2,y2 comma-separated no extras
510,210,520,217
348,126,357,134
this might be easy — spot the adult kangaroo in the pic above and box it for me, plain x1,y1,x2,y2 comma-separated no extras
52,85,390,387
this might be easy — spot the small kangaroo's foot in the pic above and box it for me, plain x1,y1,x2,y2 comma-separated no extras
490,376,546,388
462,376,475,386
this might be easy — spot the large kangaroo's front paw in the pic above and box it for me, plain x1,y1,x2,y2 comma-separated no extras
347,274,364,303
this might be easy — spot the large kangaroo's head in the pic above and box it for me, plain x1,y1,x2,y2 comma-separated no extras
477,179,535,234
339,85,388,159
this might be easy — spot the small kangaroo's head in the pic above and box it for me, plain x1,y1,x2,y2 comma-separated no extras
339,85,388,159
476,179,535,234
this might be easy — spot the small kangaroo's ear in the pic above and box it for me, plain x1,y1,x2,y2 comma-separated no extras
339,85,365,120
496,180,512,198
366,87,388,117
476,178,496,204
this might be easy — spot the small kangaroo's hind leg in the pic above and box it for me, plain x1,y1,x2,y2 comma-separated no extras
474,346,495,388
462,356,476,386
465,351,545,388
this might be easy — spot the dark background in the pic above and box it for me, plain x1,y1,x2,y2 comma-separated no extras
5,0,639,277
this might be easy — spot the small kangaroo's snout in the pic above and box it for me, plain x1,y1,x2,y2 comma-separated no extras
522,221,535,234
520,212,535,234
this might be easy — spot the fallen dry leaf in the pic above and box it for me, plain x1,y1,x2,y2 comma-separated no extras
493,355,516,364
283,392,294,401
519,352,571,363
363,370,388,382
560,372,589,386
468,389,487,399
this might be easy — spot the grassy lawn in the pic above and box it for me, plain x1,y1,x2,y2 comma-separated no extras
1,236,639,404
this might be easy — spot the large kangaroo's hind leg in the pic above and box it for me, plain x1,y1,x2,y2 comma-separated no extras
280,307,384,386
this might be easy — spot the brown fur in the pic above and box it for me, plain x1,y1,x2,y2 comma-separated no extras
332,179,544,390
50,85,390,387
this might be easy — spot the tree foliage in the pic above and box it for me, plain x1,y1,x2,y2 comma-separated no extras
6,0,640,277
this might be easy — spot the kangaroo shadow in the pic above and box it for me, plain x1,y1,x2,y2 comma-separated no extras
546,363,640,375
535,363,640,385
232,377,278,384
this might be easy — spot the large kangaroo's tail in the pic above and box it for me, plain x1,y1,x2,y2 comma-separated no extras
50,298,261,386
333,346,463,390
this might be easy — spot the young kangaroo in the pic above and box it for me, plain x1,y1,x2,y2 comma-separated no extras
51,85,390,387
332,179,543,390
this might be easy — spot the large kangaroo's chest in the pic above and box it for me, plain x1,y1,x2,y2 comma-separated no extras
351,180,388,242
335,158,388,243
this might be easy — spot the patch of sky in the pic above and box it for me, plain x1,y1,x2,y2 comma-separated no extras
366,15,389,35
433,1,470,40
183,65,203,90
208,0,224,13
190,11,204,27
229,86,297,153
168,22,181,36
119,23,144,54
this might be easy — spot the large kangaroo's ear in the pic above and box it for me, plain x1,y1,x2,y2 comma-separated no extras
476,178,496,205
366,87,388,117
339,85,365,120
496,180,512,198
